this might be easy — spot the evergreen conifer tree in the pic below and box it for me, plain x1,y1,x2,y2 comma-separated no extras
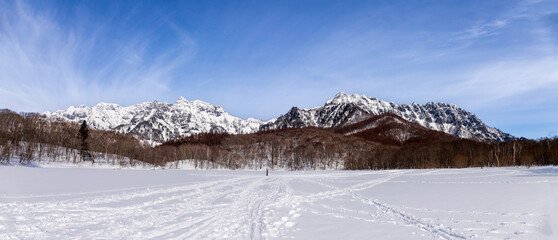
78,120,91,162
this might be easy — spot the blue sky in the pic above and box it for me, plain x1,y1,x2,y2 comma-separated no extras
1,0,557,139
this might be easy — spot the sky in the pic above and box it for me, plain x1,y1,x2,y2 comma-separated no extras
1,0,557,139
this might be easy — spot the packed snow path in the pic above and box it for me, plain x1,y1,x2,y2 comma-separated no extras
1,166,557,239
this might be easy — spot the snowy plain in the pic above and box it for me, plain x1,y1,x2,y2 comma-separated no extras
1,163,557,239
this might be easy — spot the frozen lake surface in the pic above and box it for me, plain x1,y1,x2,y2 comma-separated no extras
1,165,557,239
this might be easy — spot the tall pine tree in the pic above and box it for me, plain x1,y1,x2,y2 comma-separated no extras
78,120,91,162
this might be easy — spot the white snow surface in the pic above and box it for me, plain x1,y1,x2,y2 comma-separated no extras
1,165,557,239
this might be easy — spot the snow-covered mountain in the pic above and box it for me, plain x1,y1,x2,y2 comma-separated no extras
260,93,514,142
45,93,513,143
44,97,263,144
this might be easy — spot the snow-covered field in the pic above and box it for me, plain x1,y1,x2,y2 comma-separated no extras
1,165,557,239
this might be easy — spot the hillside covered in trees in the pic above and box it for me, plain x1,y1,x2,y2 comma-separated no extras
1,109,557,170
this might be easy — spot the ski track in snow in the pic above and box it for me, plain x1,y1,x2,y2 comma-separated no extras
296,172,466,239
0,167,556,239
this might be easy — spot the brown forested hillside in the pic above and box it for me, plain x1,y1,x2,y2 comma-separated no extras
158,128,383,170
334,113,456,146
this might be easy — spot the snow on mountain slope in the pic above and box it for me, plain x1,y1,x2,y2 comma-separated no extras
261,92,514,142
44,97,263,143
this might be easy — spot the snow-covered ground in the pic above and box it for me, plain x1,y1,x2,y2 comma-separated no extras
1,165,557,239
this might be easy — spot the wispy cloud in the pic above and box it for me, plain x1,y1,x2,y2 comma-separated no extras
463,20,509,39
0,0,197,112
443,1,558,106
445,56,558,105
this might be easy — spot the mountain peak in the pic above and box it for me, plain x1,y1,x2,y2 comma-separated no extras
94,102,120,109
176,96,188,104
326,92,374,105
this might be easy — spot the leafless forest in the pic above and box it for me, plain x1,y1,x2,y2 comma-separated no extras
1,109,557,170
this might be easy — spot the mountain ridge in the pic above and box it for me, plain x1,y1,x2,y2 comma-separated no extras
260,92,514,142
44,93,514,143
44,97,264,144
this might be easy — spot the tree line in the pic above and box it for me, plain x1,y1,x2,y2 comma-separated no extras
1,109,557,170
158,128,558,170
